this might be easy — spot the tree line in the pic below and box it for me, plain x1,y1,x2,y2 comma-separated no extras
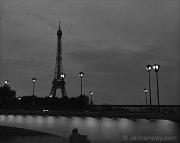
0,84,90,111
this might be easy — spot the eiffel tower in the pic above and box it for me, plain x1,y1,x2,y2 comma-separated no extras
50,21,67,97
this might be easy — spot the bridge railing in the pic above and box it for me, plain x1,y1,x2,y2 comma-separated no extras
91,105,180,113
0,105,180,121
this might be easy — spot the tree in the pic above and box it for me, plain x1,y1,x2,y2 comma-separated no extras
78,94,89,106
0,84,16,104
69,97,79,110
58,96,69,110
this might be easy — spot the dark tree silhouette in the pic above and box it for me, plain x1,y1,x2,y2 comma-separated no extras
69,97,79,110
57,96,69,110
69,95,89,110
0,84,16,105
78,94,89,106
0,85,91,111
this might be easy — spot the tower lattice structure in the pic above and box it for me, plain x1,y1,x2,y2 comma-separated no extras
50,21,67,97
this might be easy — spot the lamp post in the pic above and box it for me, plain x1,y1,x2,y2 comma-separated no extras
79,72,84,96
153,64,160,112
32,78,36,96
144,89,148,108
90,91,93,111
146,65,152,106
90,91,93,106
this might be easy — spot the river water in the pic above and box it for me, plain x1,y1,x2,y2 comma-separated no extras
0,125,68,143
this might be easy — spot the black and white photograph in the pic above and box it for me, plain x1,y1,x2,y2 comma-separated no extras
0,0,179,142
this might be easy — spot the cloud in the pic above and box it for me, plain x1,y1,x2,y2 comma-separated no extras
2,59,52,74
67,43,163,74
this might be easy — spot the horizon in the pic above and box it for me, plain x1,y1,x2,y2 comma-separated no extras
0,0,179,105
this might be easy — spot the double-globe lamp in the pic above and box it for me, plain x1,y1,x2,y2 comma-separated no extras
60,73,66,79
153,64,160,112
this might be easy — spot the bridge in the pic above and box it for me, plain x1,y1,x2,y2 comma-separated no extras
0,105,180,143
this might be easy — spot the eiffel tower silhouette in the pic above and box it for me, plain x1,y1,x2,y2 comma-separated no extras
50,21,67,97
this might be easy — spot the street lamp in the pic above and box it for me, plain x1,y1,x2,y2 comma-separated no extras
4,80,9,86
144,89,148,108
90,91,93,112
90,91,93,106
60,73,66,79
32,78,36,96
79,72,84,95
153,64,160,112
146,65,152,106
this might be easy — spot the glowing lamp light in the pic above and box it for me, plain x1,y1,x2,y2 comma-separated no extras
90,91,93,95
32,78,36,83
4,80,9,85
153,64,160,72
146,65,152,71
60,73,66,79
79,72,84,77
144,89,148,93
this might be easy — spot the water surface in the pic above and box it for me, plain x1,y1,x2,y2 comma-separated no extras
0,125,68,143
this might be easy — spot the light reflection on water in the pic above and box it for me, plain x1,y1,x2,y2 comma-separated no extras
0,115,179,143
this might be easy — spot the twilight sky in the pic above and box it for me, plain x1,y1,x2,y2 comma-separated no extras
0,0,179,105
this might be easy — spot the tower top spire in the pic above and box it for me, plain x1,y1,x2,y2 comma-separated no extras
59,21,60,30
57,21,62,36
